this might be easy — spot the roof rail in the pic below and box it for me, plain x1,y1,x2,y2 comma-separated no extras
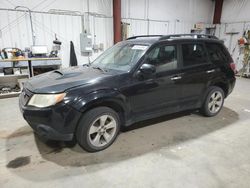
160,34,218,40
126,35,163,40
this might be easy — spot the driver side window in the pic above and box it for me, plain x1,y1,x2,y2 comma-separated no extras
147,45,177,72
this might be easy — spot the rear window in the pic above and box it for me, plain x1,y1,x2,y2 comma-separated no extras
182,43,207,67
206,43,230,64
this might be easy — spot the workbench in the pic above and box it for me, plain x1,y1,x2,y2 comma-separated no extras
0,57,61,98
0,57,61,77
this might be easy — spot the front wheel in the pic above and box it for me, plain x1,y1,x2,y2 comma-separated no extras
76,107,120,152
200,86,225,117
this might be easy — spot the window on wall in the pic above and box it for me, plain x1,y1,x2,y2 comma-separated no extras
182,43,207,67
206,43,229,63
146,45,177,72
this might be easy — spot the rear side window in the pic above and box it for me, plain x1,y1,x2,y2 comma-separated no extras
182,43,207,67
206,43,230,63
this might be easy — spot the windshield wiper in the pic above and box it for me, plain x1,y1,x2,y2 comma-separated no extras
53,70,64,76
92,66,107,72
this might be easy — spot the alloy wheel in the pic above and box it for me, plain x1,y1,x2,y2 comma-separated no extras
208,91,223,114
88,115,117,147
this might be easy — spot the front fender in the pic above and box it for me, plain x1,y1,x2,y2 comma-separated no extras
71,89,129,114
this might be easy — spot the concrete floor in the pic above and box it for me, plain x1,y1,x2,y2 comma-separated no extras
0,77,250,188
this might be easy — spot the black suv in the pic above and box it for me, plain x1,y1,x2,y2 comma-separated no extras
19,34,236,152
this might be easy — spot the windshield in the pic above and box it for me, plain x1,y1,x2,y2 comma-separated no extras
91,42,149,72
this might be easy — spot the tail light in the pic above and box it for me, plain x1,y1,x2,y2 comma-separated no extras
230,62,237,74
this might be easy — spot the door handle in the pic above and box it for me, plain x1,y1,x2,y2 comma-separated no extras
206,69,215,73
171,76,182,80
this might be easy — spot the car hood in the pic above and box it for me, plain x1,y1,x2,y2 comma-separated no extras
24,66,112,93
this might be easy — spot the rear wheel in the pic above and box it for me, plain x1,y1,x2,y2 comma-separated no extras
201,86,224,117
76,107,120,152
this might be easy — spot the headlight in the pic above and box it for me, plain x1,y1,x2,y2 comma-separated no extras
28,93,66,108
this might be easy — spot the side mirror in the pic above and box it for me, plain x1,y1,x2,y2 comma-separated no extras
139,63,156,74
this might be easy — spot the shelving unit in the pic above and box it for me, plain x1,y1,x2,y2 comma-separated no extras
0,57,61,98
0,74,29,78
243,60,250,77
0,91,22,98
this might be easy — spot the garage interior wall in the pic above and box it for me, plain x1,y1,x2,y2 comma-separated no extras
0,0,113,67
0,0,216,67
121,0,215,36
215,0,250,70
2,0,246,69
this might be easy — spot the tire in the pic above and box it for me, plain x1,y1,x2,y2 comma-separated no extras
200,86,225,117
76,107,121,152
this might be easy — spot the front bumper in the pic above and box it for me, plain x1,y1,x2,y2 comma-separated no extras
19,90,81,141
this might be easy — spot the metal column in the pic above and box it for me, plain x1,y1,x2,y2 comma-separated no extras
213,0,224,24
113,0,121,43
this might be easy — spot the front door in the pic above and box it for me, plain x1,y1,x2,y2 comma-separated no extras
126,43,183,120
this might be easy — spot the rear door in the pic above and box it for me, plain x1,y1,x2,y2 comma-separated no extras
205,42,236,95
178,42,217,109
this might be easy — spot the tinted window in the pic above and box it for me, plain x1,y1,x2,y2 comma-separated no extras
182,44,207,66
147,45,177,72
206,43,229,63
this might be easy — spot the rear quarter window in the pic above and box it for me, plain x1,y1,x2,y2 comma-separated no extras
206,43,231,64
182,43,208,67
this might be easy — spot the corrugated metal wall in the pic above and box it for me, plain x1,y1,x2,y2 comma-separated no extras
1,0,225,69
122,18,213,37
121,0,214,38
215,22,250,71
0,0,113,67
0,10,113,67
214,0,250,71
